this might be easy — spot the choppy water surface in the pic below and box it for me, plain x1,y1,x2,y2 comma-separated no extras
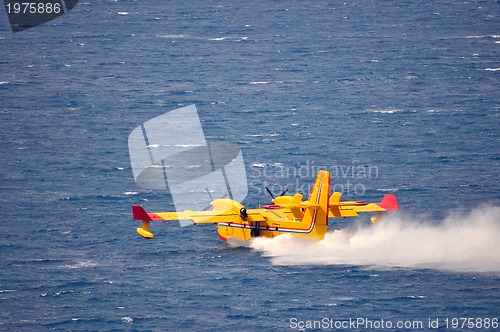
1,1,499,330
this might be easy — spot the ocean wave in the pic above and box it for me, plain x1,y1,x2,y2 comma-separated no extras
208,36,249,41
369,109,404,114
464,34,500,39
59,261,98,269
251,163,266,168
156,34,187,39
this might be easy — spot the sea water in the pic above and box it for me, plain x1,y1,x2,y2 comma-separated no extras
0,1,499,331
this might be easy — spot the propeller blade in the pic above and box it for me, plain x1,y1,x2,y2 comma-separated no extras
279,187,289,197
265,186,275,199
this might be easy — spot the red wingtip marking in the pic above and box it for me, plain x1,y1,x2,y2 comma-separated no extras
132,205,163,221
132,205,150,220
378,194,399,211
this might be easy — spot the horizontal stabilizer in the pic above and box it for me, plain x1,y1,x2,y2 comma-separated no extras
268,194,318,211
329,192,342,205
290,193,303,205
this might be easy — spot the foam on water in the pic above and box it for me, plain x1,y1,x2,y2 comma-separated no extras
251,206,500,272
59,260,99,269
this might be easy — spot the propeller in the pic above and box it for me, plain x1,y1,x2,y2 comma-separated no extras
265,186,289,203
265,186,275,200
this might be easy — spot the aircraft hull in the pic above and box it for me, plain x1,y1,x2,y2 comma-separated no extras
216,215,327,242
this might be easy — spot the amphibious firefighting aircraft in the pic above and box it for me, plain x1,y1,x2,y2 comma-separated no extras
132,170,398,242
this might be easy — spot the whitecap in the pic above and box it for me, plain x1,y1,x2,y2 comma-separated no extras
156,34,187,39
60,261,98,269
251,163,266,168
377,188,399,192
122,317,133,324
370,109,402,114
464,34,500,39
209,36,248,41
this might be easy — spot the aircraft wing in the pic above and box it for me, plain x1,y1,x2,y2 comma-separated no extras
133,204,243,224
132,199,271,239
329,193,399,219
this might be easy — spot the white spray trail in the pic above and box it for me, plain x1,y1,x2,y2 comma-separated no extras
250,205,500,272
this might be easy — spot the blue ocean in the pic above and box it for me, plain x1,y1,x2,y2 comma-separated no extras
1,1,499,331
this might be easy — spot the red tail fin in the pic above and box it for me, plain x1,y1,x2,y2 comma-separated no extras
378,194,399,211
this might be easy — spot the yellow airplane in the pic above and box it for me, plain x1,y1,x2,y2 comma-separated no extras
132,170,398,242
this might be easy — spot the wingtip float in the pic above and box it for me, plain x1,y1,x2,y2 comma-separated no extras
132,170,399,242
